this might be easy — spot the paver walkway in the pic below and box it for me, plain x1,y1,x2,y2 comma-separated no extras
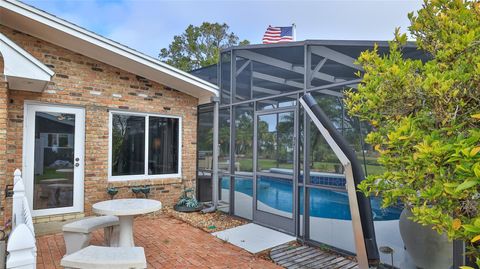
36,215,281,269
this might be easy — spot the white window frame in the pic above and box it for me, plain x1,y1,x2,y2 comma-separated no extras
108,110,182,182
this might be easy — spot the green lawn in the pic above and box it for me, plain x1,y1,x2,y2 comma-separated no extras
237,158,385,176
34,167,69,183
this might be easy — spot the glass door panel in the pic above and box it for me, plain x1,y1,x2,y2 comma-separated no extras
254,109,296,234
257,175,293,218
34,112,76,210
257,112,294,172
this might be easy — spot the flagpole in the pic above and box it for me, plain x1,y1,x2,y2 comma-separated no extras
292,23,296,41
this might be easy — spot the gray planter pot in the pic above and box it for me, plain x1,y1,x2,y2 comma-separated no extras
399,208,453,269
174,204,203,213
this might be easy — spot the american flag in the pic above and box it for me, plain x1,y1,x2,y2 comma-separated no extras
262,25,294,44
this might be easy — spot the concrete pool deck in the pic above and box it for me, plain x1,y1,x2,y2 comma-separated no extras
212,223,296,254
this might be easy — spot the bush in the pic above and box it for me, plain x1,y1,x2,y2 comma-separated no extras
345,0,480,262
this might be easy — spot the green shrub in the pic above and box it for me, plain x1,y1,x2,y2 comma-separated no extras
345,0,480,262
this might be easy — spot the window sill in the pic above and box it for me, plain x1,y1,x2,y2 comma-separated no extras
108,174,182,183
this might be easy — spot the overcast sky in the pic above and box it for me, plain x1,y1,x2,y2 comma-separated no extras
23,0,423,58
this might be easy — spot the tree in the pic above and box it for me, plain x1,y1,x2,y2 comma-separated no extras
345,0,480,263
159,22,249,71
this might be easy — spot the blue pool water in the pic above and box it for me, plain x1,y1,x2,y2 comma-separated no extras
222,176,401,221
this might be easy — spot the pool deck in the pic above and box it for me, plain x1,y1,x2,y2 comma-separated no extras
212,223,296,254
35,215,281,269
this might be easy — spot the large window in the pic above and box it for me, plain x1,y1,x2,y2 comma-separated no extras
109,111,181,181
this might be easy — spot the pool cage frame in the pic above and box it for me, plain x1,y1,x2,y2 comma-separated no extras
195,40,427,267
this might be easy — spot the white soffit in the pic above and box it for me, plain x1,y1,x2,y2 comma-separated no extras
0,0,219,104
0,32,54,91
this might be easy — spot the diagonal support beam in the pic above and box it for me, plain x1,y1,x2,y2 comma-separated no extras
252,86,281,95
315,89,344,98
235,60,251,76
252,71,303,89
236,50,337,83
310,46,363,71
308,57,327,83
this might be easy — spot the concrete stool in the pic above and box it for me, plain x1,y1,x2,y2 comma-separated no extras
62,216,120,255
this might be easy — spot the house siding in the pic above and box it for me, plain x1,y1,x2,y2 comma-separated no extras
0,25,198,223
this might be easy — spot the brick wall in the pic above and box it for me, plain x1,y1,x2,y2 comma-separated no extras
0,57,8,223
0,26,199,223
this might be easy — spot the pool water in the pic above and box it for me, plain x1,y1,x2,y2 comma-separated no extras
222,176,401,221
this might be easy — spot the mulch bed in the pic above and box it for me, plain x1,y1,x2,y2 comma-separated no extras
162,206,248,233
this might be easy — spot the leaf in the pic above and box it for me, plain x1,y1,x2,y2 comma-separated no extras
455,180,478,192
470,147,480,157
471,235,480,243
452,219,462,230
463,224,480,233
443,182,458,188
472,114,480,120
474,164,480,178
474,218,480,227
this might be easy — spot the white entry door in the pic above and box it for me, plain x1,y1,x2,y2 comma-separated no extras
24,103,85,217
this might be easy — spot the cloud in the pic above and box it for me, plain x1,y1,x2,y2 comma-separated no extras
23,0,422,57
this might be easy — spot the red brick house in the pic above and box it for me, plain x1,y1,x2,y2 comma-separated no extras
0,0,218,224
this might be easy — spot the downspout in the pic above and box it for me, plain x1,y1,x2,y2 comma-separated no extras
203,96,220,212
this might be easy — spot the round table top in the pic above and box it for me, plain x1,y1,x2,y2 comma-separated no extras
92,198,162,216
56,169,74,173
41,178,70,183
46,183,73,188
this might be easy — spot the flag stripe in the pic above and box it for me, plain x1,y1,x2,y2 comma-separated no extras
263,25,294,44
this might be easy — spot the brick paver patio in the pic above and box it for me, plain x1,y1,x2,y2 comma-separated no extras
36,215,282,269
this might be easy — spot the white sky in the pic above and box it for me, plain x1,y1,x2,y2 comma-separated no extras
23,0,423,57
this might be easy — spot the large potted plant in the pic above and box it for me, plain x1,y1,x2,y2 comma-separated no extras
345,1,480,267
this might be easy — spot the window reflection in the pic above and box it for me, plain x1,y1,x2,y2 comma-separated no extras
34,112,75,210
219,108,231,173
235,103,253,174
257,112,294,172
148,117,179,175
111,114,145,176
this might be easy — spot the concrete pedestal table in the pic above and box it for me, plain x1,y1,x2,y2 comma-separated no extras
92,199,162,247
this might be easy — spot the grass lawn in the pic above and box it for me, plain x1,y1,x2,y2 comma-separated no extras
237,158,385,176
34,167,69,183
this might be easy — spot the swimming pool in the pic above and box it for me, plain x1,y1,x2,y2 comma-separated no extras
222,176,401,221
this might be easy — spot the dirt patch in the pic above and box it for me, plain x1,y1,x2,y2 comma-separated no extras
162,206,248,233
